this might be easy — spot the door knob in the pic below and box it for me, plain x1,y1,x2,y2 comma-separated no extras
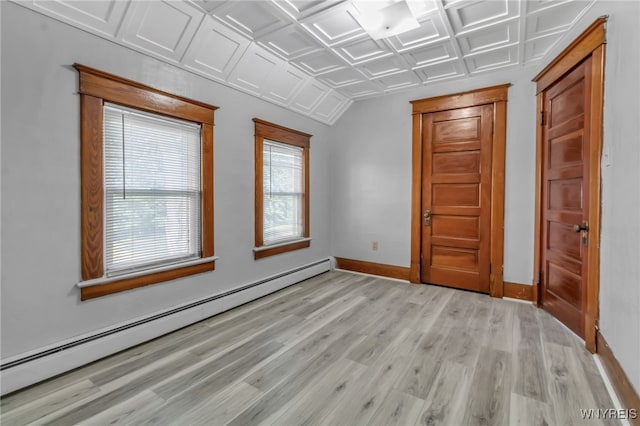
573,221,589,233
423,210,431,226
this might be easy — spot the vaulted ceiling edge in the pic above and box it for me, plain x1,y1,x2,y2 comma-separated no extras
13,0,596,125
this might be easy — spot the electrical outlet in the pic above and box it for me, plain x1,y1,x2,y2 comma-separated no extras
372,241,378,251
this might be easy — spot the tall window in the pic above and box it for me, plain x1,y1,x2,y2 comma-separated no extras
104,104,202,276
254,119,311,259
262,140,303,244
76,64,217,300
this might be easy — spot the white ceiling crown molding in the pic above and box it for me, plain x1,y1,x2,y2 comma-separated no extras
14,0,597,124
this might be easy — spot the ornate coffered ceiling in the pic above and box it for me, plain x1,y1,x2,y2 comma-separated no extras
14,0,596,124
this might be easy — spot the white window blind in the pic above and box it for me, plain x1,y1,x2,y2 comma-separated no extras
103,103,202,277
263,140,304,245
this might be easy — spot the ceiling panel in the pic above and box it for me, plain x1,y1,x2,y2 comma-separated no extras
358,56,411,78
291,49,346,76
386,13,449,52
31,0,129,37
14,0,599,125
226,44,283,96
406,0,440,19
446,0,519,34
338,80,384,98
526,0,564,14
414,59,465,82
262,64,309,106
182,16,251,82
526,0,594,38
257,24,324,60
290,79,331,114
195,0,224,13
272,0,342,20
457,19,519,55
465,44,519,73
317,67,367,88
374,70,421,91
300,2,367,46
312,91,351,121
403,41,457,68
524,33,562,63
119,1,203,62
335,38,394,65
441,0,465,6
210,1,290,39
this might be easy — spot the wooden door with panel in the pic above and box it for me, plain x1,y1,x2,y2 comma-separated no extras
540,58,592,338
421,104,493,293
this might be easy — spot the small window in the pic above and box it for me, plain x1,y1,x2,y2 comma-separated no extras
76,64,217,300
253,119,311,259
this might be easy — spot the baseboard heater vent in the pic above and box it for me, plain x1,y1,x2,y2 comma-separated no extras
1,258,331,395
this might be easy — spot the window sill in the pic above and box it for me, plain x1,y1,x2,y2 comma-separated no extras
78,256,218,301
253,238,311,259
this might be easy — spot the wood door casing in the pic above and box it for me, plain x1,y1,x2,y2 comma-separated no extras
421,105,493,293
540,58,591,338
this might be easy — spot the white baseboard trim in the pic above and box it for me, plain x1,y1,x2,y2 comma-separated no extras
0,258,331,395
593,355,632,426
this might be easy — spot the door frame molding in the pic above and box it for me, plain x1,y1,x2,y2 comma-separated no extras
410,84,510,297
532,17,607,352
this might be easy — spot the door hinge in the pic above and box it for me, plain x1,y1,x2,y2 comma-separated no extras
538,271,543,286
539,110,546,126
489,264,492,274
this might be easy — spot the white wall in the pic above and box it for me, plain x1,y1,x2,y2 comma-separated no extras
0,2,332,360
598,0,640,397
329,0,640,394
2,0,638,397
546,0,640,395
328,66,537,284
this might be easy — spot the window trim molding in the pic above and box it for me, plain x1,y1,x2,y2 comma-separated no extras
75,64,218,301
253,118,311,259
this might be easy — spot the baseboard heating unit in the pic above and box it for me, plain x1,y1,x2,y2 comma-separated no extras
0,258,331,395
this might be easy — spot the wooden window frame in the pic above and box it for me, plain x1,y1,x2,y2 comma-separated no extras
75,64,218,301
409,84,510,297
253,118,311,259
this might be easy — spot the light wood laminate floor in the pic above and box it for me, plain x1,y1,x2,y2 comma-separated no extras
0,271,618,425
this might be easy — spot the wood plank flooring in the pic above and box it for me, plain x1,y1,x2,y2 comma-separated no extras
0,271,619,425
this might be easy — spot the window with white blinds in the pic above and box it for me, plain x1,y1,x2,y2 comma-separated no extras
263,140,304,245
103,103,202,276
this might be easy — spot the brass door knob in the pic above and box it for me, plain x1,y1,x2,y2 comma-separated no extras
423,210,431,226
573,221,589,232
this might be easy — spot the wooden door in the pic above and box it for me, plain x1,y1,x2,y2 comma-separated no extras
421,104,493,293
540,58,592,338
